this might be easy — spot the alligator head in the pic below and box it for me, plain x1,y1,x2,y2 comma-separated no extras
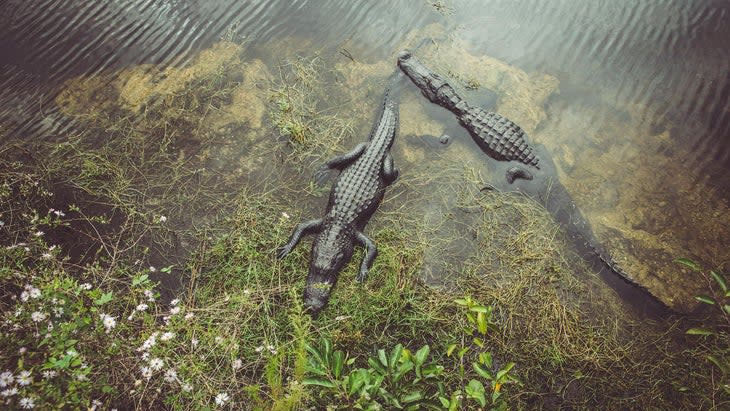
398,51,451,103
304,225,355,315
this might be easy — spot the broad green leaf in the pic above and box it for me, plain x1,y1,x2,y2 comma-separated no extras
711,271,728,293
439,397,450,408
302,377,336,388
465,379,486,407
479,352,493,368
473,362,493,380
675,258,701,271
414,345,430,366
454,298,469,306
446,344,457,357
685,328,714,336
496,362,516,381
469,305,490,313
378,349,389,369
695,295,716,305
132,274,149,286
94,292,113,305
368,356,387,375
401,391,423,403
333,351,344,379
724,305,730,315
389,344,404,369
477,312,488,334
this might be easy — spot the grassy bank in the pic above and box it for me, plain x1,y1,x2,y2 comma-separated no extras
1,44,728,410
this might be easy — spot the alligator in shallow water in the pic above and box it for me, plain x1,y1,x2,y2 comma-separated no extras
397,50,662,310
398,51,540,169
277,80,400,315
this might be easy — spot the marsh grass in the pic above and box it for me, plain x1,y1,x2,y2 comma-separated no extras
0,45,728,410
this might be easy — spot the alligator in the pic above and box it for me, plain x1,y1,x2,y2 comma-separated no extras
397,51,540,169
397,50,664,312
277,79,400,315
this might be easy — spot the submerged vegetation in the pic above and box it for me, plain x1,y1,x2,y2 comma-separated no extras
0,42,729,410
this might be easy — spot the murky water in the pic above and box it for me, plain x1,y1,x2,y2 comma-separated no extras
1,0,728,313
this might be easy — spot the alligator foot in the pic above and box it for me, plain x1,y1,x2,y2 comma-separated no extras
278,219,323,259
506,166,534,184
355,231,378,282
314,165,332,187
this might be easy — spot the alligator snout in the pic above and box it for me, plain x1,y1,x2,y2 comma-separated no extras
397,50,412,62
303,281,333,316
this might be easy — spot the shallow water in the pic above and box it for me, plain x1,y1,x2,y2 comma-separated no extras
1,0,728,313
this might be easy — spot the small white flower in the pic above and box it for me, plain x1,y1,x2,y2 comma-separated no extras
144,290,155,302
191,338,199,348
31,311,47,322
232,359,242,370
255,345,265,353
139,333,158,351
100,313,116,332
214,336,224,344
141,352,150,361
0,371,14,387
28,287,41,299
243,289,251,295
76,373,88,381
149,266,157,272
41,253,52,259
48,245,57,251
214,392,230,406
42,370,57,379
181,382,192,392
53,307,64,317
170,298,180,306
90,399,102,411
149,358,164,371
136,303,149,312
18,347,27,354
66,349,78,357
281,212,290,219
160,332,175,341
169,306,181,315
140,366,153,380
184,312,194,320
80,283,92,290
1,387,18,397
20,291,30,302
34,230,44,237
53,210,65,217
158,215,167,223
164,369,177,383
19,397,35,409
17,370,32,386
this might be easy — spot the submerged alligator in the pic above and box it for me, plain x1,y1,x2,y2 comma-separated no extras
277,78,400,315
397,51,660,307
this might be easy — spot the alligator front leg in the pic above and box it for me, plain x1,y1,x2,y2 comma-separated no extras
277,219,323,259
382,153,399,184
355,231,378,282
315,143,368,185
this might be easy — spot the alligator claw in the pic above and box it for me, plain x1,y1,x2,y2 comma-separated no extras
356,269,368,283
277,246,291,260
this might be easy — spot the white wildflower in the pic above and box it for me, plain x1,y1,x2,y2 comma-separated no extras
76,373,88,381
66,349,78,357
164,369,177,383
149,358,164,371
80,283,92,290
255,345,265,353
214,392,230,406
34,230,44,237
53,210,65,217
139,332,158,351
19,397,35,409
28,287,41,299
232,359,242,370
181,382,192,392
17,370,32,386
99,313,116,333
20,291,30,302
144,289,155,302
18,347,27,354
41,253,52,259
170,298,180,306
191,338,199,348
140,366,153,380
184,312,194,320
149,266,157,272
1,388,18,397
214,336,224,344
136,303,149,312
31,311,47,322
281,212,290,219
169,306,181,315
243,289,251,295
42,370,57,379
141,352,150,361
90,399,102,411
53,307,64,317
158,215,167,223
160,332,175,341
0,371,14,387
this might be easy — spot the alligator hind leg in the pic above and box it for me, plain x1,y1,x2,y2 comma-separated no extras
277,219,323,259
355,231,378,282
315,142,369,185
382,153,399,184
